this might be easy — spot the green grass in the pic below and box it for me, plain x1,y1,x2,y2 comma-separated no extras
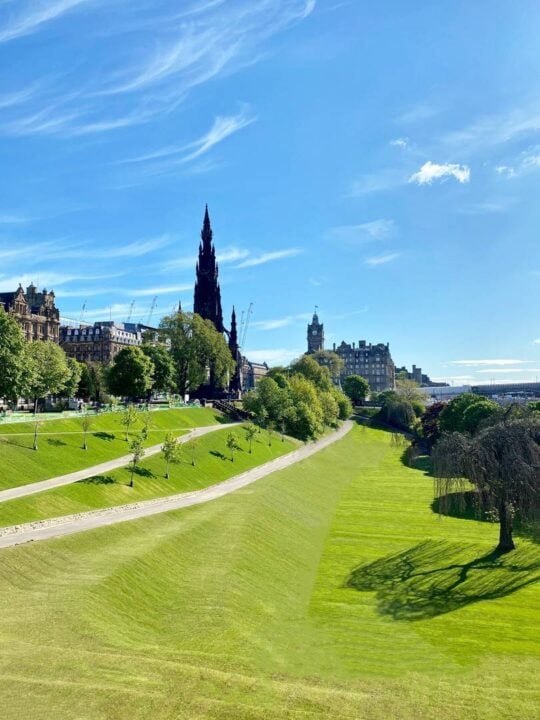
0,423,538,719
0,407,222,490
0,427,298,526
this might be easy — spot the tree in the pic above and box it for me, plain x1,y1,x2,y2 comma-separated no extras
420,401,446,448
394,378,427,417
158,312,235,396
161,432,182,479
63,357,83,399
331,387,353,420
433,420,540,553
128,434,145,488
121,405,138,441
107,347,154,401
80,415,93,450
25,341,71,413
290,355,332,391
462,399,501,435
77,362,105,402
141,344,176,396
0,306,26,401
311,350,344,381
439,393,487,434
342,375,370,404
32,418,42,451
319,391,339,428
184,437,197,466
226,431,241,461
244,423,258,454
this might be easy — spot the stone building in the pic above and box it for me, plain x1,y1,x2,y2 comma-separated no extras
60,321,153,364
395,364,448,388
0,283,60,342
306,310,395,393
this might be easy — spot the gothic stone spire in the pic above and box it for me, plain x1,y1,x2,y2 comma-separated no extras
193,205,224,333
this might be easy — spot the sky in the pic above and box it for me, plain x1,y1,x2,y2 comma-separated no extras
1,0,540,385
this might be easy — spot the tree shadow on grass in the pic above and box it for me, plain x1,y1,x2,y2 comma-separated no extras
132,466,155,478
78,474,116,485
345,539,540,620
47,438,67,447
93,432,115,442
210,450,228,461
433,491,540,544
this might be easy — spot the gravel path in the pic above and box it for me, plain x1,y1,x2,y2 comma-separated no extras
0,421,352,549
0,424,231,503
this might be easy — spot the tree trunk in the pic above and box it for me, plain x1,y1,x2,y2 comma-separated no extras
496,501,515,553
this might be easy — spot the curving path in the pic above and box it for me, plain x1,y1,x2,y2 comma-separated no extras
0,424,232,503
0,421,353,549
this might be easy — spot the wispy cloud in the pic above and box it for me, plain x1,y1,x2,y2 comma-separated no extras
348,168,402,196
409,161,470,185
449,359,532,366
251,312,311,331
364,251,401,266
328,219,394,243
475,367,540,374
0,1,313,137
163,246,249,271
120,107,256,178
0,270,122,292
0,0,96,44
0,213,32,224
131,284,192,298
235,248,302,268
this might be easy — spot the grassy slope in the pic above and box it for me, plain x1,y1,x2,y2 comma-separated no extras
0,428,298,526
0,407,221,490
0,424,538,719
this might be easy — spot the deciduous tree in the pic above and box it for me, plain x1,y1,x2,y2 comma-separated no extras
0,306,26,401
342,375,370,404
107,347,154,401
25,341,71,413
161,432,182,479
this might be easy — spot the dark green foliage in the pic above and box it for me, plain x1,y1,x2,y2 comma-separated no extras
342,374,370,403
107,347,155,400
141,344,176,394
0,306,26,401
439,393,497,434
420,401,446,447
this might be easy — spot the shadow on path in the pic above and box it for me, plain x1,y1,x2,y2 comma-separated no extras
345,539,540,620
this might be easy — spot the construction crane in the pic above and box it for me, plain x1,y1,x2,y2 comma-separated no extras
79,302,87,326
126,300,135,323
146,296,158,326
240,302,253,349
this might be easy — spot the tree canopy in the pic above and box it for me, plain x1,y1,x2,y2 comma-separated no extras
141,344,176,395
25,341,71,410
310,350,344,381
0,306,26,401
158,312,235,396
106,346,154,400
342,374,370,403
433,419,540,553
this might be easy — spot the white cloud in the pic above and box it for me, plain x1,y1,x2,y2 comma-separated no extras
475,367,540,374
243,348,303,366
329,219,394,242
235,248,302,268
0,213,31,223
348,168,401,196
0,0,96,44
251,313,311,331
121,107,256,174
409,161,470,185
0,271,122,292
364,251,401,266
131,284,192,298
534,339,540,345
390,137,409,148
449,359,532,366
495,165,516,178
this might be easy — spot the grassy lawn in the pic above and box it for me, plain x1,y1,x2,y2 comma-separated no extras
0,423,538,719
0,407,222,490
0,427,298,526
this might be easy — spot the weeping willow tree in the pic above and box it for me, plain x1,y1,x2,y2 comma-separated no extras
433,420,540,554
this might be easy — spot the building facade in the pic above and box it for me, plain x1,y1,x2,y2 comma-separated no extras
0,283,60,343
306,311,395,393
60,321,153,364
395,364,448,388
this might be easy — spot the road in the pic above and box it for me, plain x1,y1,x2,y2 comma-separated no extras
0,424,231,503
0,421,352,549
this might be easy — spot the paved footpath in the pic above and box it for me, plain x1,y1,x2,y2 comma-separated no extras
0,424,231,503
0,421,352,549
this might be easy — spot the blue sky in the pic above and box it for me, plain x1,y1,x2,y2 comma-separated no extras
1,0,540,384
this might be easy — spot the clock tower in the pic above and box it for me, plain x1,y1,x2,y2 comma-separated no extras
307,308,324,353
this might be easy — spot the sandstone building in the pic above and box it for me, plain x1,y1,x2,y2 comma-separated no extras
306,310,395,392
60,321,152,364
0,283,60,343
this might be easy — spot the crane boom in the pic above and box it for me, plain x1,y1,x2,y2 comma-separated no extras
240,302,253,349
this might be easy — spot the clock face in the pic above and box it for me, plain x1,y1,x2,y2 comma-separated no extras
312,330,317,335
